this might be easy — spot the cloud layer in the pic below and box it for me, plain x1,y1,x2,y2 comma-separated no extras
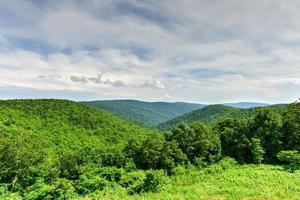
1,0,300,103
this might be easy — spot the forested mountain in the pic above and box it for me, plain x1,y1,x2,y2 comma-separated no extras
0,99,152,150
82,100,205,126
157,104,287,131
0,99,299,199
0,99,159,199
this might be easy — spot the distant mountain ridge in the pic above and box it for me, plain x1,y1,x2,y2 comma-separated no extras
82,99,272,126
157,104,287,131
81,100,206,126
224,102,270,109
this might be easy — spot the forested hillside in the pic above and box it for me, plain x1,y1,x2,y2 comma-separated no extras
0,99,299,199
82,100,205,126
0,99,152,149
158,104,287,131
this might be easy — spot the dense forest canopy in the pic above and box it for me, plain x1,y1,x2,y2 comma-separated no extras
157,104,287,131
0,99,299,199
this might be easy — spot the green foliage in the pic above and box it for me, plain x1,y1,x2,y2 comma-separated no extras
0,128,49,191
0,99,298,199
277,150,300,172
215,118,252,163
83,100,205,126
216,109,284,164
24,178,78,200
281,102,300,151
138,133,165,169
250,108,283,162
75,175,108,195
167,122,221,166
250,138,265,164
158,104,243,130
120,171,146,194
0,99,154,197
142,170,166,193
124,133,187,171
120,170,166,195
158,104,287,131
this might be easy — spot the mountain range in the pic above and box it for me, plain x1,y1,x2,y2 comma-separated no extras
82,100,270,126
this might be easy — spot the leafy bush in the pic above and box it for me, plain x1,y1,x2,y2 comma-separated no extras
120,170,166,194
100,150,127,168
97,167,124,182
277,150,300,172
120,171,146,194
75,176,108,195
142,170,166,193
124,133,187,171
203,157,237,174
24,179,77,200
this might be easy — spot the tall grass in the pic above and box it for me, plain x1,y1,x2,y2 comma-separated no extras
95,159,300,200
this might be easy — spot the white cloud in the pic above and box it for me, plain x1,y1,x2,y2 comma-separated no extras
1,0,300,103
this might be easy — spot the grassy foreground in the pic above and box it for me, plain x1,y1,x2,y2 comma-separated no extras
2,160,299,199
98,163,300,200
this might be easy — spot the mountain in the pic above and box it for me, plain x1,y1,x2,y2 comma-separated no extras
82,100,205,126
157,104,287,131
157,104,242,130
0,99,153,151
224,102,270,109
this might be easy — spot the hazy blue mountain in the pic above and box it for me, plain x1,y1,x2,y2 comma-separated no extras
224,102,270,109
81,100,205,126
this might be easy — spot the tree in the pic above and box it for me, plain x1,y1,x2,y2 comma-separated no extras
0,128,47,191
250,138,265,164
167,122,221,165
215,118,252,163
124,133,187,171
281,102,300,151
250,108,283,163
139,133,165,169
159,141,188,172
124,133,165,169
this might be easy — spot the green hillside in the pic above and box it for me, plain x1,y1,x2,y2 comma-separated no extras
82,100,205,126
157,104,287,131
0,99,299,200
0,99,151,150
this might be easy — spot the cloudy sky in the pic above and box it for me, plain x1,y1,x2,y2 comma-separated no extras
0,0,300,103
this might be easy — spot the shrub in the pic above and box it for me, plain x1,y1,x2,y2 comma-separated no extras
120,171,146,195
277,150,300,172
204,157,237,174
59,152,82,180
97,167,124,182
120,170,166,195
23,179,54,200
100,150,126,168
24,179,77,200
142,170,166,193
75,176,108,195
170,165,186,176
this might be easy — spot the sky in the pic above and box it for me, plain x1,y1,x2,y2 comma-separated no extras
0,0,300,104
